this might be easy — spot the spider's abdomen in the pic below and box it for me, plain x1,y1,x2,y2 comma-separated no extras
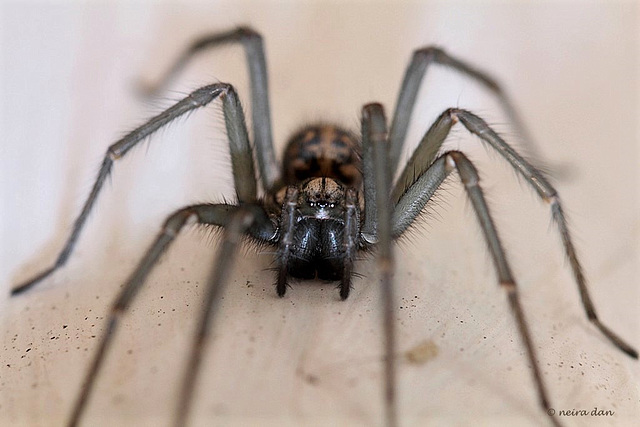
287,217,344,281
282,124,362,187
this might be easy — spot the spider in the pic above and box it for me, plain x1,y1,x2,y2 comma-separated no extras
10,27,637,427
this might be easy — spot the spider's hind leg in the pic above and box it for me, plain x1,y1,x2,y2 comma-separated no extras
388,47,536,172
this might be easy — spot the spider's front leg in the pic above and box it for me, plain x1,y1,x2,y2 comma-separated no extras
361,104,398,427
391,109,637,425
395,107,637,359
392,150,560,426
11,83,254,296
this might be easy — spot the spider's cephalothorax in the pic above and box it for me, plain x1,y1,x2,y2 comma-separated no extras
11,26,636,427
273,124,362,297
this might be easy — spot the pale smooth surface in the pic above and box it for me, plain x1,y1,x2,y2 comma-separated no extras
2,2,638,427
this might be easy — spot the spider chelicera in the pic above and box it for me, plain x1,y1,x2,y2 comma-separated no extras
11,27,637,427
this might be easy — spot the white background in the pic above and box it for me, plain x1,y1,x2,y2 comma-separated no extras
1,1,638,426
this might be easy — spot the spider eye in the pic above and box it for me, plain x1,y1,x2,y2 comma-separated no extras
309,201,316,207
329,203,335,208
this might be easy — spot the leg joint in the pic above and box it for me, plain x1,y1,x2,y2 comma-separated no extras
445,151,480,187
235,26,261,41
362,103,385,120
107,147,120,160
189,83,233,107
500,280,517,293
444,107,464,123
163,208,198,236
413,46,445,61
545,194,560,206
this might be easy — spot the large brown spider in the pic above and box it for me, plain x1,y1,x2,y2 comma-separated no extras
10,26,636,427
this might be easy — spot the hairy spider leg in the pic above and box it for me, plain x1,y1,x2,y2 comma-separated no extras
393,150,561,426
388,46,547,176
393,108,637,359
389,109,637,425
66,203,274,427
59,80,275,425
361,104,397,427
139,26,279,191
11,83,257,296
14,25,636,427
174,208,267,427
